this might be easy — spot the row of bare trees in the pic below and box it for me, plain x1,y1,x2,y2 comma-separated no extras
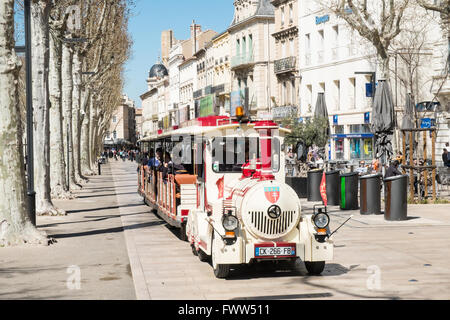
0,0,132,246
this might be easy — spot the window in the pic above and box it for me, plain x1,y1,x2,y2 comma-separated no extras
236,39,240,56
291,79,296,105
281,41,286,58
289,38,295,57
248,35,253,55
211,137,280,173
335,138,344,160
113,131,117,139
334,80,340,111
305,34,311,65
281,7,285,26
334,125,344,134
333,25,339,46
112,116,117,123
289,3,293,24
306,84,312,112
349,77,356,109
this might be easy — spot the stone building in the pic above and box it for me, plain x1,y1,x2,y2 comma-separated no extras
228,0,277,118
105,95,137,147
298,0,441,162
270,0,299,120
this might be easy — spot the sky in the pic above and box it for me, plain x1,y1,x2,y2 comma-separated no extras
124,0,235,108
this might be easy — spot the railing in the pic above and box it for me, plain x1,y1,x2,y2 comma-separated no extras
193,89,203,99
274,56,296,74
231,52,254,68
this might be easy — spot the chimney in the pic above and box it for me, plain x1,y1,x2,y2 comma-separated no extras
190,20,201,55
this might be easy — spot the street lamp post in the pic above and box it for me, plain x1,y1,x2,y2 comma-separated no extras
24,0,36,226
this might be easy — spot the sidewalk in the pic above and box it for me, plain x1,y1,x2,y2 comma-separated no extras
0,162,139,300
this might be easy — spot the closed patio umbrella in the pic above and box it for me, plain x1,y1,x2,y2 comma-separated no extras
314,92,329,119
314,92,330,163
371,80,395,165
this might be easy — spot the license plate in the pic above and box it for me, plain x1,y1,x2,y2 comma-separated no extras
255,246,295,257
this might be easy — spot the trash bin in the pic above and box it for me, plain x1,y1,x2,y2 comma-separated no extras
307,169,324,202
286,176,308,198
340,172,359,210
360,173,382,215
326,170,340,206
384,175,408,221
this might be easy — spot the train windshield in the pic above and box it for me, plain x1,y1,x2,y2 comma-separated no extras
211,137,280,173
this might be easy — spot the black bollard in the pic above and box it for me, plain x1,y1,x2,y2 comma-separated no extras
98,161,101,176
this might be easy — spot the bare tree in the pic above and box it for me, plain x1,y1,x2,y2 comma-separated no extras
318,0,410,78
31,0,65,216
0,0,47,246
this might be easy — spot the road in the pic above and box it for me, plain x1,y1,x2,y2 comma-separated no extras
1,160,448,300
112,161,450,300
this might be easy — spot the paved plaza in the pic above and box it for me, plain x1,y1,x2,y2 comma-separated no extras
1,161,449,300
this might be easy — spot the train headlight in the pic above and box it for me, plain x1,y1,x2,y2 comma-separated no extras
222,215,239,231
313,213,330,229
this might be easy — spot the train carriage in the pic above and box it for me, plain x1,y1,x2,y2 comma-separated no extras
138,115,333,278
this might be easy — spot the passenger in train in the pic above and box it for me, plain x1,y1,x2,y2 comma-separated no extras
147,148,161,169
161,151,187,181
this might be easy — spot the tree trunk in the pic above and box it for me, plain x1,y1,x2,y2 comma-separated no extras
0,0,47,246
81,90,94,175
31,0,64,216
71,50,86,184
49,28,71,199
61,42,81,190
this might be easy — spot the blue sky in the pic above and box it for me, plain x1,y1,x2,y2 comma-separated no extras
124,0,235,108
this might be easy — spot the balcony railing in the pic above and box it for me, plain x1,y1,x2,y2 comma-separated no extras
193,89,203,99
231,52,254,69
274,56,296,74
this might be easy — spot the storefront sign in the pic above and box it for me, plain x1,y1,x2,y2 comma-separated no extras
199,94,214,117
315,14,329,24
420,118,436,128
364,112,370,124
332,133,374,139
365,83,374,97
333,115,338,125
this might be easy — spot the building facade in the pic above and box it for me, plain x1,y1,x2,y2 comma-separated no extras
271,0,299,120
105,95,137,147
228,0,277,117
212,31,232,116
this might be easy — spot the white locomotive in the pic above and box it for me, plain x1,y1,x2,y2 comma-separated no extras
138,116,333,278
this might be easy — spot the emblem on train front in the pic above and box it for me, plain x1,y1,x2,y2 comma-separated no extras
264,187,280,204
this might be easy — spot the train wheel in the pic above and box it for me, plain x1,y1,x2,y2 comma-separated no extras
211,233,230,279
305,261,325,275
179,223,187,242
191,244,198,256
197,247,209,262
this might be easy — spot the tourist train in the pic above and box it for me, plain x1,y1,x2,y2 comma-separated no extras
137,111,333,278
